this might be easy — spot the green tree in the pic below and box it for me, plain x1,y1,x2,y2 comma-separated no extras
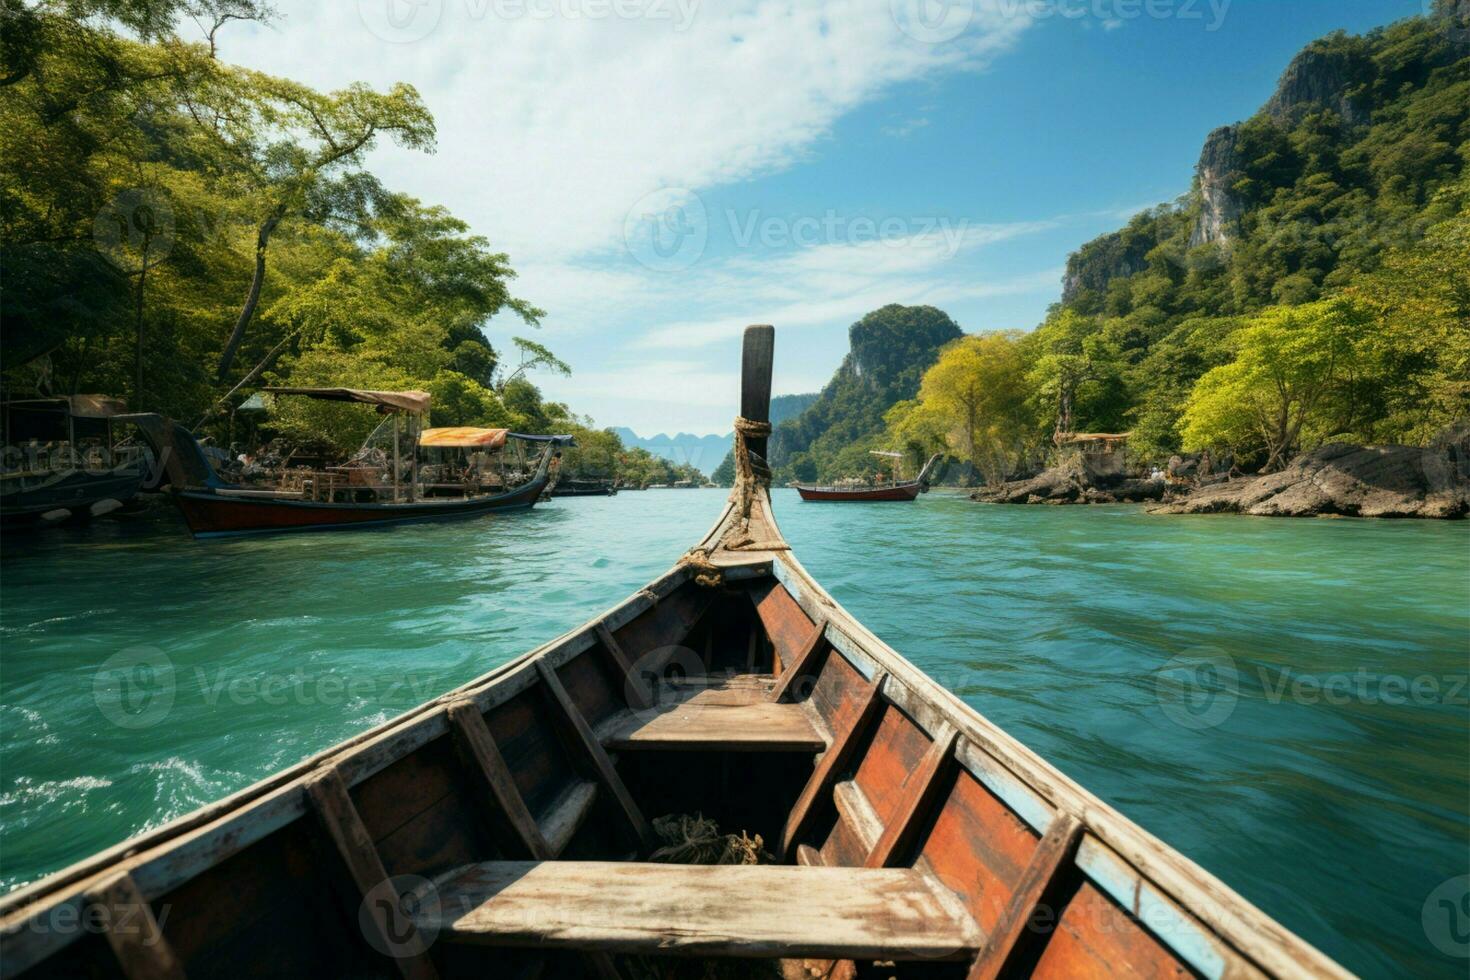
910,332,1030,484
1181,298,1373,469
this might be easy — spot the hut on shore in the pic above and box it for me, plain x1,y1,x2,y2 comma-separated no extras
1055,432,1131,481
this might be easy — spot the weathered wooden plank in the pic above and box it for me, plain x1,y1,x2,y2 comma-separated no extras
535,661,653,850
866,727,958,868
746,579,816,673
598,688,824,753
303,768,438,980
831,780,882,857
741,325,775,461
593,621,648,710
83,872,186,980
539,781,598,857
769,617,828,704
446,700,551,861
852,703,934,827
966,812,1085,980
779,671,887,860
418,861,980,961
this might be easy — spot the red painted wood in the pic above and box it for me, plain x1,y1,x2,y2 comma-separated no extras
746,580,816,673
919,768,1041,935
794,482,924,502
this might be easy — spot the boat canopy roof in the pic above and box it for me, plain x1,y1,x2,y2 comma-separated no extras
4,395,129,418
514,433,577,446
419,428,576,449
420,427,509,449
262,387,431,414
1056,431,1131,445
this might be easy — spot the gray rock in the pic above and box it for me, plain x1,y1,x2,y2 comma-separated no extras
971,459,1165,506
1148,443,1469,519
1190,126,1244,248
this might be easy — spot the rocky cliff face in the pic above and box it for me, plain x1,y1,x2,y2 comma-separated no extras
1264,42,1371,126
768,304,961,476
1060,230,1153,304
1188,125,1243,248
1188,38,1379,249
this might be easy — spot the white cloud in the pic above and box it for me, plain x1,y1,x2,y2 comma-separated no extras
222,1,1033,264
214,1,1053,434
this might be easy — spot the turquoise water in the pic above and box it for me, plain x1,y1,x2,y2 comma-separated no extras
1,490,1467,976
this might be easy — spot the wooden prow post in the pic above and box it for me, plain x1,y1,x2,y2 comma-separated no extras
741,325,775,461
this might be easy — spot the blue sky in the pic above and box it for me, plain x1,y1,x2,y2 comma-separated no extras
224,1,1426,435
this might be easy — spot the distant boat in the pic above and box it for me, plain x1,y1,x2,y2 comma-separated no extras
550,479,617,497
0,326,1347,979
795,452,941,502
1,395,145,527
121,387,573,538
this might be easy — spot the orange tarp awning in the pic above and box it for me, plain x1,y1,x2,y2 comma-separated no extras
419,427,508,449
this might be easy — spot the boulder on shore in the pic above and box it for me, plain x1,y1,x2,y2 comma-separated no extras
1147,443,1469,519
971,459,1166,506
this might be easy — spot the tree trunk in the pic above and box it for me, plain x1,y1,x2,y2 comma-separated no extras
216,208,285,379
133,242,150,410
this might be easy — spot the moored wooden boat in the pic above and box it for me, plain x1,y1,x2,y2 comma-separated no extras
0,327,1349,979
1,396,146,527
121,388,573,538
796,452,941,502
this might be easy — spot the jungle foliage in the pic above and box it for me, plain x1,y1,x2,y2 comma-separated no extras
0,0,685,486
879,9,1468,482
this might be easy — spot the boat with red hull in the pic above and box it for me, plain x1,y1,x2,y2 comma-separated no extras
795,452,941,502
169,478,550,537
796,481,924,502
122,388,572,538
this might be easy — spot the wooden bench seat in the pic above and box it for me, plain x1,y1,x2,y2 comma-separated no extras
596,675,824,753
414,861,982,960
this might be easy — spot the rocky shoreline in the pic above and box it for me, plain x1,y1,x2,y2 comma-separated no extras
971,442,1469,519
969,458,1166,506
1147,443,1468,519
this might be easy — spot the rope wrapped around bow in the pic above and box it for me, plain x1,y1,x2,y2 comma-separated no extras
680,416,785,587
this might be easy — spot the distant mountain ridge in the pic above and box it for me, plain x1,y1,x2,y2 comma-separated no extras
618,393,818,479
610,428,731,476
